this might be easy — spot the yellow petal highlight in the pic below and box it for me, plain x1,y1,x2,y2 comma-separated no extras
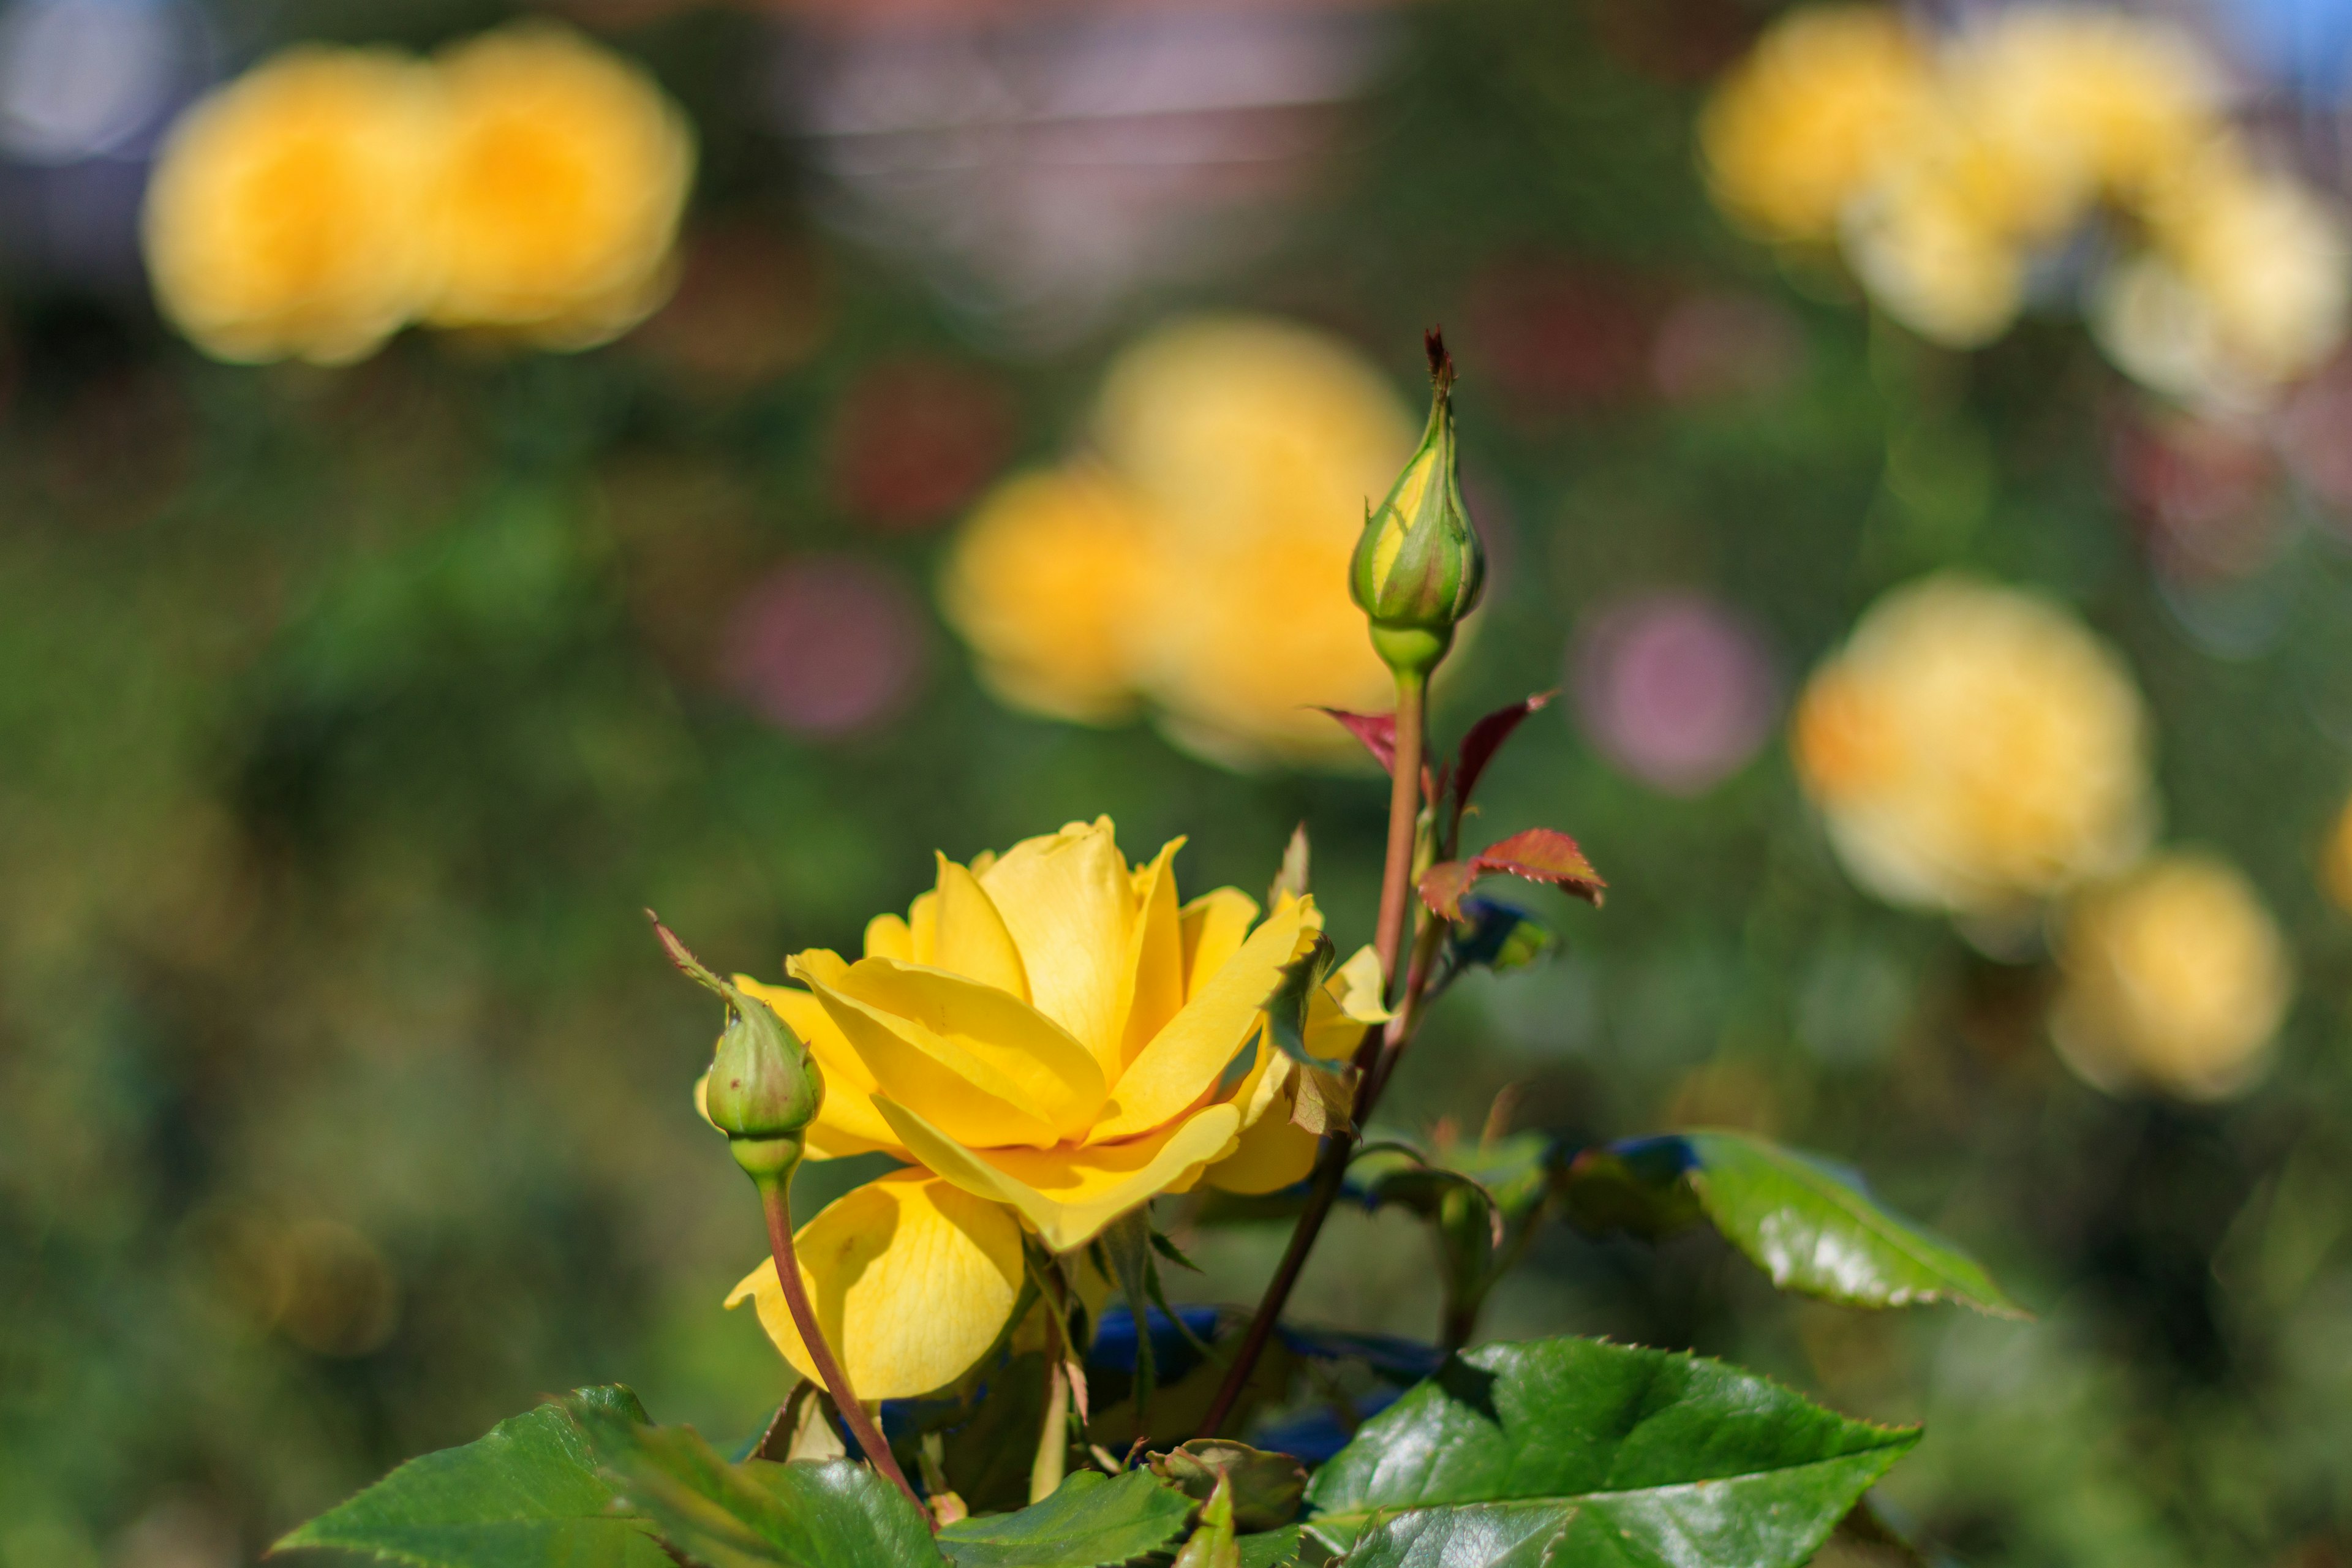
734,976,905,1155
933,854,1030,1000
1205,1081,1320,1195
1118,838,1187,1069
981,819,1135,1073
876,1096,1242,1253
1090,898,1314,1142
791,951,1098,1147
1179,888,1261,1002
907,889,940,965
864,914,914,962
726,1172,1023,1399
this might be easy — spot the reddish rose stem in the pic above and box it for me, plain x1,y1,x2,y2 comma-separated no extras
1196,673,1437,1439
761,1183,928,1523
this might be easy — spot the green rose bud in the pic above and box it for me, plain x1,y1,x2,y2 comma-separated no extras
1351,330,1485,677
650,913,825,1186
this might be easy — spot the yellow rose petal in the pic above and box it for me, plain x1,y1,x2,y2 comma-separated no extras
980,819,1136,1076
1117,838,1188,1068
792,950,1102,1147
932,854,1029,1000
876,1097,1242,1254
1090,897,1313,1142
863,913,914,963
1179,888,1261,1003
727,1172,1023,1399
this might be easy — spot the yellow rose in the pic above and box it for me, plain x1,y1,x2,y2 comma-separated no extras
2051,851,2291,1101
717,818,1382,1397
142,47,443,365
426,23,694,345
941,315,1428,767
1698,6,1936,244
1793,575,2155,914
1841,156,2029,347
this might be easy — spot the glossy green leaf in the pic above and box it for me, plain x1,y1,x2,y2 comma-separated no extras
1564,1133,2023,1318
1303,1338,1918,1568
1235,1526,1302,1568
937,1470,1194,1568
274,1386,669,1568
1683,1132,2024,1317
586,1408,943,1568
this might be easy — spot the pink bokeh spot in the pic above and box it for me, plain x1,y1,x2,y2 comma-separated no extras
1571,590,1777,796
720,556,927,738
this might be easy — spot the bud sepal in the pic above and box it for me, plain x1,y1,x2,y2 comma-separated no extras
1351,330,1486,676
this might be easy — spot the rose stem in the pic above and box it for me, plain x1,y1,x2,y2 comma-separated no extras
1196,671,1434,1438
760,1182,927,1522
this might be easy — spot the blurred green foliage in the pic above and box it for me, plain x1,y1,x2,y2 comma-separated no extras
5,2,2352,1566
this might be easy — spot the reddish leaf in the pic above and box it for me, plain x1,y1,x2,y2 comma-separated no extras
1471,827,1606,907
1453,691,1556,815
1318,707,1398,774
1419,861,1480,921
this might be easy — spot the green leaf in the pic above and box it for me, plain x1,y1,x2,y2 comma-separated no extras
1235,1526,1301,1568
586,1408,942,1568
1148,1442,1305,1532
274,1387,671,1568
1683,1132,2023,1317
1302,1338,1919,1568
1563,1133,2024,1318
937,1471,1194,1568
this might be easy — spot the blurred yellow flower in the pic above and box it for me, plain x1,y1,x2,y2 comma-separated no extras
938,466,1151,724
144,26,692,364
1700,6,1933,245
720,819,1381,1396
2051,851,2291,1101
1793,575,2155,914
1702,4,2348,388
426,23,694,345
143,47,442,365
2094,149,2351,405
942,315,1430,767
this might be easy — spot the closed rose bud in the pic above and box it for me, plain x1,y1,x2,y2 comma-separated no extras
1351,331,1485,676
652,915,824,1183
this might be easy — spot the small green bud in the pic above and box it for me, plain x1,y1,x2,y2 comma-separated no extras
650,912,824,1186
1351,330,1485,677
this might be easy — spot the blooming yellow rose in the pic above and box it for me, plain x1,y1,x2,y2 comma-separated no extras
941,316,1428,767
1698,6,1934,244
2051,851,2291,1101
426,23,694,345
718,818,1382,1397
142,47,443,365
1793,575,2155,914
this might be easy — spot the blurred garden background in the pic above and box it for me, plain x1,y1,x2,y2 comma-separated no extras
6,0,2352,1562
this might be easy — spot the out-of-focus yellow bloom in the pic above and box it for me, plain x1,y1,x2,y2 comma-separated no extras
720,819,1382,1396
1842,157,2029,347
426,24,693,345
1702,6,2348,387
942,315,1428,767
2094,149,2352,405
1941,9,2219,238
938,467,1151,724
1699,6,1934,245
2321,793,2352,913
1793,575,2154,914
143,48,443,365
2051,851,2291,1101
144,26,691,364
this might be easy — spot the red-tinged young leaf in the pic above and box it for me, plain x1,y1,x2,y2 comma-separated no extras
1471,828,1605,907
1452,692,1555,816
1316,708,1396,774
1419,861,1480,922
